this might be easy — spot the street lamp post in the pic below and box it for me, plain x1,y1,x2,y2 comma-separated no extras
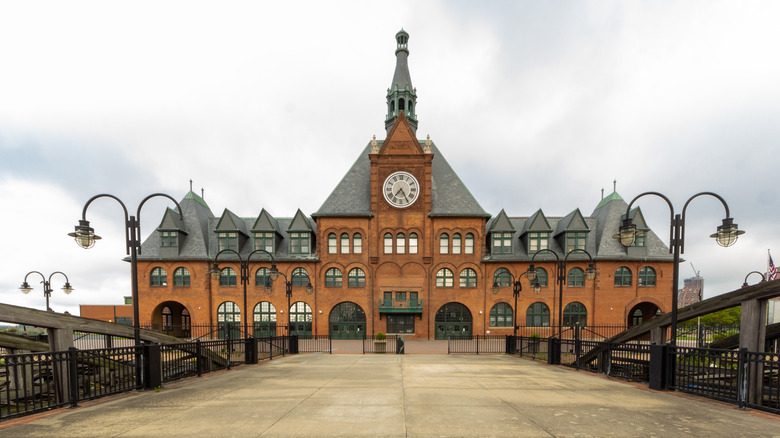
491,270,532,336
69,193,182,387
616,191,743,346
209,249,277,338
20,271,74,312
742,271,766,288
267,269,312,336
526,248,596,337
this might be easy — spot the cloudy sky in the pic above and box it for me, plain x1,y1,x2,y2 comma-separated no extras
1,1,778,316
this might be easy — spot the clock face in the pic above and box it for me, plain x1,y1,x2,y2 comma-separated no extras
383,171,420,208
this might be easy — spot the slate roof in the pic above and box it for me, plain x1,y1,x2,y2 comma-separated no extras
313,140,489,218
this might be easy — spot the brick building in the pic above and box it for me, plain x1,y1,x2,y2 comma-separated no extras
98,30,675,339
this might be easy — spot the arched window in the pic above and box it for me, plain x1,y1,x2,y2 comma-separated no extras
150,267,167,286
567,267,585,287
255,267,271,287
526,302,550,327
631,309,643,326
289,301,313,323
563,302,587,326
219,267,236,286
615,267,632,286
328,233,337,254
217,301,240,323
181,308,191,332
535,267,549,287
465,233,474,254
173,267,190,286
384,233,393,254
452,233,462,254
340,233,350,254
436,268,454,287
396,233,406,254
162,306,172,331
459,268,477,288
348,268,366,287
408,101,414,114
409,233,419,254
493,268,512,287
253,301,277,338
353,233,362,253
399,97,405,111
325,268,342,287
440,233,449,254
390,100,395,113
489,303,513,327
292,267,310,286
639,267,656,286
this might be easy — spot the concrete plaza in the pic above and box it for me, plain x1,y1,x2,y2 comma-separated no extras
2,354,779,437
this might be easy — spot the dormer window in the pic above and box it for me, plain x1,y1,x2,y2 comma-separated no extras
161,231,178,247
289,232,310,254
254,232,274,253
492,232,512,254
529,232,549,252
217,232,239,252
566,232,587,252
631,233,646,247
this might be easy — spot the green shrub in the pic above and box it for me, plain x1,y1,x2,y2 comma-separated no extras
375,332,386,341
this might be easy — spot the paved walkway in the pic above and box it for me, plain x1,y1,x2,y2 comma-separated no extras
2,354,779,437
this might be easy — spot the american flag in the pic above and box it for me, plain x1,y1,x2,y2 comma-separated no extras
771,254,777,281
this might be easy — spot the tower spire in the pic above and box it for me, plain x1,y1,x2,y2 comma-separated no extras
385,29,418,133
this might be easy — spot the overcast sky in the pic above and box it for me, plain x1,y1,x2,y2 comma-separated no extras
1,1,778,316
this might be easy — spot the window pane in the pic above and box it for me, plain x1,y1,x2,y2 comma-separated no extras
440,234,449,254
452,233,461,254
384,233,393,254
465,233,474,254
328,233,337,254
397,233,406,254
340,233,350,254
353,233,362,253
409,233,418,254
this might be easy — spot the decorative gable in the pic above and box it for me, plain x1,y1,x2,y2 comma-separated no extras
378,112,423,156
251,209,280,234
521,209,553,235
488,209,515,233
554,209,589,237
158,207,187,233
288,209,314,233
215,209,249,236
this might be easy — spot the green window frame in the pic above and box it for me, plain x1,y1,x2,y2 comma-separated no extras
217,301,241,323
409,233,419,254
289,301,313,323
563,302,587,326
493,267,511,287
217,232,239,252
459,268,477,288
327,233,337,254
639,266,656,286
161,231,178,247
353,233,362,253
436,268,454,287
452,233,462,254
567,267,585,287
254,232,274,253
340,233,350,254
219,267,237,286
440,233,449,254
255,267,271,287
150,267,167,287
291,267,310,286
289,232,310,255
526,302,550,327
534,267,549,287
465,233,474,254
347,268,365,287
490,302,513,327
387,314,415,334
325,268,342,287
384,233,393,254
614,266,632,286
566,232,587,251
492,232,512,254
253,301,277,322
396,233,406,254
528,232,549,252
631,232,646,247
173,267,190,286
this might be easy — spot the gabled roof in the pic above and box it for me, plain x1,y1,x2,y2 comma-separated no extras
590,191,670,259
520,209,553,235
487,209,515,233
215,209,249,236
554,208,589,236
138,190,215,260
288,209,315,233
625,208,649,230
251,208,280,234
157,207,188,234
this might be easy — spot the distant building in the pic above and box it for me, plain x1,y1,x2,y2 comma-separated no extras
678,276,703,308
80,296,134,325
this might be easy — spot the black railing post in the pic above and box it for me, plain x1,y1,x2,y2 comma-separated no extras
738,347,748,409
649,343,667,390
245,337,257,364
547,338,560,365
505,335,513,354
196,339,203,377
290,335,299,355
143,344,162,390
476,336,480,355
68,347,79,408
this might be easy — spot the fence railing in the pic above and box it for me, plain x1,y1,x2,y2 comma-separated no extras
362,335,401,354
298,335,331,354
448,336,506,354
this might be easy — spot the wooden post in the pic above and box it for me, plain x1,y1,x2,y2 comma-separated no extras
650,326,667,345
48,328,74,404
739,299,767,405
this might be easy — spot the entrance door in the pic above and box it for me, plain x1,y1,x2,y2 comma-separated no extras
329,302,366,340
289,301,313,339
434,302,473,340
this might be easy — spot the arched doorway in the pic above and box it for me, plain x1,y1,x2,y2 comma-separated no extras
434,302,472,339
628,302,661,326
217,301,241,339
253,301,277,338
329,302,366,340
289,301,313,338
151,301,191,338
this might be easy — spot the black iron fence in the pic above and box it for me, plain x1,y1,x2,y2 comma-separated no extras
298,335,332,354
362,335,402,354
448,336,506,354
